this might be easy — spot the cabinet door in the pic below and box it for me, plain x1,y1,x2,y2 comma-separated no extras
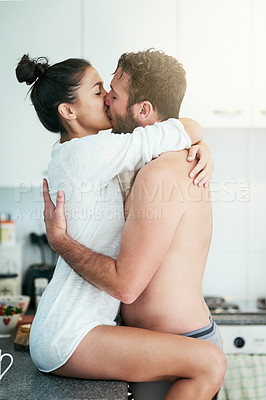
252,0,266,127
0,0,82,187
82,0,178,89
178,0,251,127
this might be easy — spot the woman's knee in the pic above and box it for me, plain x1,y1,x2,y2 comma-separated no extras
204,345,227,392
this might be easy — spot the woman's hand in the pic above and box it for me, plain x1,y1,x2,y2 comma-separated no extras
43,178,67,252
187,141,214,188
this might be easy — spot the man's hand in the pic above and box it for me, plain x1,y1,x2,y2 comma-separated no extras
43,178,67,252
186,141,214,188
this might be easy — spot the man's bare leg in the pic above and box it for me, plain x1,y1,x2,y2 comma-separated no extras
54,325,226,400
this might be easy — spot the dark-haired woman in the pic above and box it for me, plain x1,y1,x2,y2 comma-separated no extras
16,54,225,400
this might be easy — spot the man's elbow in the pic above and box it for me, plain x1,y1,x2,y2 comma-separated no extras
117,286,140,305
115,258,143,304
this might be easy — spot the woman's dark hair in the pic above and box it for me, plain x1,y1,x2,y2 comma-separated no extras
15,54,91,133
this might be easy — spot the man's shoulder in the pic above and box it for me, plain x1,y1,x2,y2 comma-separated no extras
140,150,192,179
132,152,187,201
132,152,190,206
137,156,172,183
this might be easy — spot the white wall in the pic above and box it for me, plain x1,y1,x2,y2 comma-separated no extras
202,128,266,299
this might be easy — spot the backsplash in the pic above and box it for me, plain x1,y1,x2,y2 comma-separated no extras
0,127,265,298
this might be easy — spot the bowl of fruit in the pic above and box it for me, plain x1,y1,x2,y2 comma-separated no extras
0,305,22,337
0,295,30,316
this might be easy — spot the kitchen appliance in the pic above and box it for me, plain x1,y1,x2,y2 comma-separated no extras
23,233,56,308
206,296,266,354
0,244,22,295
23,263,55,309
0,212,15,245
0,274,18,296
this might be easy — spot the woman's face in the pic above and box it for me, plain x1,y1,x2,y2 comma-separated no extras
73,66,112,134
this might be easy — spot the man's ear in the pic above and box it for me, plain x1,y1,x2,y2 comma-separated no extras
135,101,153,122
58,103,77,121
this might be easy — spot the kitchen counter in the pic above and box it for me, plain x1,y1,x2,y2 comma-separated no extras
213,312,266,325
0,332,128,400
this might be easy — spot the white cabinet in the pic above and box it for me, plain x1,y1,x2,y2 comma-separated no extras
82,0,179,88
178,0,252,128
0,0,82,187
1,0,266,190
178,0,266,128
252,0,266,127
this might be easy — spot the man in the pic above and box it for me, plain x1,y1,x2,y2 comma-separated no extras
43,50,226,399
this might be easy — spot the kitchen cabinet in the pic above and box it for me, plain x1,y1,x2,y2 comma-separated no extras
0,0,82,187
2,0,266,190
252,0,266,127
178,0,266,128
178,0,252,128
82,0,179,88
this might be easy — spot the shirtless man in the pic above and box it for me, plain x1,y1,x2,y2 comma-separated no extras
43,50,226,399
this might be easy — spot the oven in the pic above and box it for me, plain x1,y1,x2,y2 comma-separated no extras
205,296,266,399
206,296,266,354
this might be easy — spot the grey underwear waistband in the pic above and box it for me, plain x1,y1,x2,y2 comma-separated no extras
181,315,216,340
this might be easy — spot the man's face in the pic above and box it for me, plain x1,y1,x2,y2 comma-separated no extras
105,68,140,133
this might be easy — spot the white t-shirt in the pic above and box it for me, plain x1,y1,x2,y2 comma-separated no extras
29,119,191,372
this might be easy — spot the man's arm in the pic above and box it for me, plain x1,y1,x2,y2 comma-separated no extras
43,165,184,304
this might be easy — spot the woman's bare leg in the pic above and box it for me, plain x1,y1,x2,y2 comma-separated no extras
54,325,226,400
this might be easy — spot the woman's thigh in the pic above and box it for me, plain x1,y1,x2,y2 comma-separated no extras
53,324,219,382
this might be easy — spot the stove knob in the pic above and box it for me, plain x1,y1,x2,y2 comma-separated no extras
234,337,245,348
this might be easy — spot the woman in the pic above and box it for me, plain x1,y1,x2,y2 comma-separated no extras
16,54,225,400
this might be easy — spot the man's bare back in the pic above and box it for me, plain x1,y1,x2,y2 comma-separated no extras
122,150,212,334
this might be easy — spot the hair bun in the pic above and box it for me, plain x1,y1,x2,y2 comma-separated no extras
16,54,50,85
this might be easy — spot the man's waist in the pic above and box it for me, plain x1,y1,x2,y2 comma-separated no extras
121,305,210,335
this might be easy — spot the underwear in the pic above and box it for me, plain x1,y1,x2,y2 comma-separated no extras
181,315,216,340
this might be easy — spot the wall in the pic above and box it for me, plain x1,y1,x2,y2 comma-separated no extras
202,128,266,299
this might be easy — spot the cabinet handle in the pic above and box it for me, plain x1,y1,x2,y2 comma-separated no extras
213,110,242,115
261,110,266,114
